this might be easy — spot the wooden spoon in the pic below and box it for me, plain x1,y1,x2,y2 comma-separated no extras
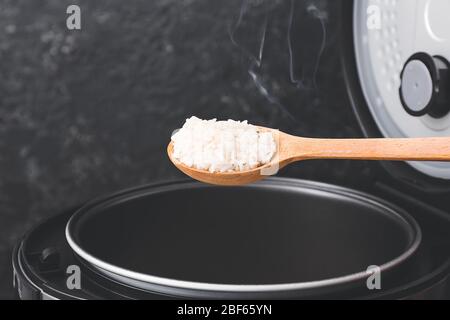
167,127,450,186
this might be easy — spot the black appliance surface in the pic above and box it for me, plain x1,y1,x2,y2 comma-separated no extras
66,179,420,298
13,179,450,300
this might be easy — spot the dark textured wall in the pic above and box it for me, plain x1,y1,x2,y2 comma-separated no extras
0,0,376,298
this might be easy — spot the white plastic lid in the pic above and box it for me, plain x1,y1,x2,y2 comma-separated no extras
353,0,450,179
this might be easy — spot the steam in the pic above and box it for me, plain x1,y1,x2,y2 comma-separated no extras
229,0,329,120
229,0,272,67
288,0,327,90
229,0,296,120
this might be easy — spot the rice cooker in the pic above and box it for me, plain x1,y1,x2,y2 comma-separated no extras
12,0,450,300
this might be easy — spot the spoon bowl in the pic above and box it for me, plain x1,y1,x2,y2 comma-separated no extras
167,141,282,185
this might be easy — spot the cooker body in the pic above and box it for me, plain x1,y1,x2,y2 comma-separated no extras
65,179,421,299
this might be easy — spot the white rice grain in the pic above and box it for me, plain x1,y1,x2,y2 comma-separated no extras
171,117,276,173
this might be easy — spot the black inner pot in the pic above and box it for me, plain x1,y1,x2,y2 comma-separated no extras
68,179,420,294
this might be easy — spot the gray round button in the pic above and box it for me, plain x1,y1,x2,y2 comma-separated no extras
400,59,433,113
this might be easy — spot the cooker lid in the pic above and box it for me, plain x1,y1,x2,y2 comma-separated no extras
352,0,450,180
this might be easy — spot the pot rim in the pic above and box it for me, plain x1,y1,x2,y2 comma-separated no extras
66,178,422,294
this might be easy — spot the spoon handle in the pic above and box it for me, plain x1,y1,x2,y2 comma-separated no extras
296,137,450,161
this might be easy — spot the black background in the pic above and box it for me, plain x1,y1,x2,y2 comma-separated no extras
0,0,379,298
